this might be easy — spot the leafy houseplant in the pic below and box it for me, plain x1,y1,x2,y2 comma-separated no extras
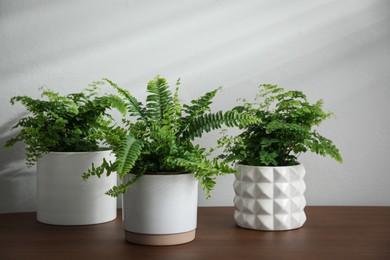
5,83,126,166
84,76,257,197
218,84,343,231
5,83,125,225
83,76,257,245
218,84,343,166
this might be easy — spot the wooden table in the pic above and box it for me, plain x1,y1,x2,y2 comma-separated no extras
1,207,389,259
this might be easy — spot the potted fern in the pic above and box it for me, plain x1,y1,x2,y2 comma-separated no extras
5,83,126,225
83,76,257,245
218,84,343,231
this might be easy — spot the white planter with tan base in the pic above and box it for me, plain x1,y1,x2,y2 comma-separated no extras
36,150,117,225
233,164,306,231
122,173,198,246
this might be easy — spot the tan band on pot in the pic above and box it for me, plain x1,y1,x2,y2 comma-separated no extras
125,229,196,246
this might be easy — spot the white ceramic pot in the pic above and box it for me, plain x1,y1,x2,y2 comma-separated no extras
233,164,306,231
122,173,198,246
36,150,117,225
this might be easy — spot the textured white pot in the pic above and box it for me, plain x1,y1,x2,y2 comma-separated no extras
36,150,117,225
234,164,306,231
122,173,198,246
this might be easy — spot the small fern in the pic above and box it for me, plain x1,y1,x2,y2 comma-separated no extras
218,84,343,166
5,84,125,166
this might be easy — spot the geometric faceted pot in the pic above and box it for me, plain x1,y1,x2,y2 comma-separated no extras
122,173,198,246
234,164,306,231
36,150,117,225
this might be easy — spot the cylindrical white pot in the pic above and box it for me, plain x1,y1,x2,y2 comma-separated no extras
123,173,198,246
36,151,117,225
234,164,306,231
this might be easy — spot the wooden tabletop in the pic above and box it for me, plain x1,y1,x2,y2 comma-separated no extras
1,207,389,259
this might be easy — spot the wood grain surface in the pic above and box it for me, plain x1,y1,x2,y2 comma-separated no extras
1,207,389,259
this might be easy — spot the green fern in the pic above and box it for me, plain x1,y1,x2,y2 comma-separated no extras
105,174,141,197
172,80,183,118
145,77,172,123
93,94,127,116
82,158,116,180
104,78,146,118
115,135,144,178
183,87,222,118
84,76,257,197
166,152,235,198
5,85,124,166
218,84,343,166
182,110,260,140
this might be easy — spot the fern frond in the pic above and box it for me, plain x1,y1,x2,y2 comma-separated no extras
105,174,142,197
82,158,116,180
145,76,172,122
182,110,260,140
103,124,128,151
104,78,145,118
94,94,127,116
183,86,222,117
165,154,235,198
306,131,343,163
172,80,182,118
116,135,143,178
211,157,236,175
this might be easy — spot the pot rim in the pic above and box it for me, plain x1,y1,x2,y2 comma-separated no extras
236,163,302,169
131,171,191,176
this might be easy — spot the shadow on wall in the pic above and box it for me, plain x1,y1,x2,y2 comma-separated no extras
0,116,36,213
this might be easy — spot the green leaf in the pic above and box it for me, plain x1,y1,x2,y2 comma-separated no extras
183,87,222,118
145,76,172,123
104,78,146,118
116,135,143,177
183,110,259,140
105,174,141,197
94,94,127,116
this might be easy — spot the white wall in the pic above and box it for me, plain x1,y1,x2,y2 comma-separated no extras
1,0,389,213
